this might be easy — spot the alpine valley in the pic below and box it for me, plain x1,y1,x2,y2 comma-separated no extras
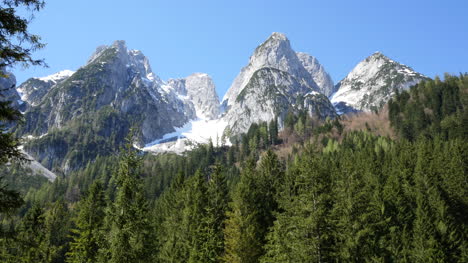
1,30,467,263
2,32,430,175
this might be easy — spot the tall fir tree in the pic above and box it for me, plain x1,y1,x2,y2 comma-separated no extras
223,151,282,263
67,181,106,263
44,199,71,263
196,164,229,262
16,203,47,262
262,146,333,262
106,142,155,263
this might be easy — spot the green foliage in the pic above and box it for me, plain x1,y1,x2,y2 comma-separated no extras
0,0,45,68
106,142,155,263
223,151,283,262
16,203,47,262
2,72,467,262
389,74,467,141
67,182,106,263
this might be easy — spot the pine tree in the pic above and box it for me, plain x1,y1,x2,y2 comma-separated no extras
223,151,282,263
185,170,208,262
106,142,155,263
67,181,106,263
268,119,278,145
44,199,71,263
196,164,229,262
157,172,190,263
223,159,261,263
16,203,47,262
262,146,333,262
0,0,46,215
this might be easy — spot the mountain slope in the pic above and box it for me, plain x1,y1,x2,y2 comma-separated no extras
221,33,336,136
224,67,335,135
296,52,335,96
165,73,220,119
222,32,321,108
331,52,428,113
17,70,74,107
0,70,24,111
17,41,194,171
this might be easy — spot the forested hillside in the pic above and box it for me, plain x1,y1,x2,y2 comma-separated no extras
0,74,466,262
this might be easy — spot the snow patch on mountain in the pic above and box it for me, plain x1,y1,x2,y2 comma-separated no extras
142,117,229,154
331,52,428,113
37,70,75,83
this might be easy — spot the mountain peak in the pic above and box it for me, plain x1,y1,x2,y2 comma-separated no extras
257,32,290,50
331,52,428,112
269,32,287,41
366,51,391,62
296,52,335,96
111,40,127,51
223,32,320,107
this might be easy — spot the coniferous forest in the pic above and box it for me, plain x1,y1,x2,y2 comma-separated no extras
1,74,467,262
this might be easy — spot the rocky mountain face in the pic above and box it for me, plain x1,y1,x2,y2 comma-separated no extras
331,52,428,113
165,73,220,119
223,67,336,135
9,33,432,172
296,52,335,96
0,70,24,111
16,41,207,171
221,33,337,135
222,32,322,108
17,70,74,107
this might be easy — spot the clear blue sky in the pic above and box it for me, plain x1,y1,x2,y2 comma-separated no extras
13,0,468,97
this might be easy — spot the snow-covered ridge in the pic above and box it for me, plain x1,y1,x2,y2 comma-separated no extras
331,52,428,112
37,70,75,83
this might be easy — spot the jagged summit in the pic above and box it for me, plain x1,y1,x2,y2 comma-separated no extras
269,32,287,40
331,52,428,113
222,32,320,108
220,32,336,135
87,40,127,64
296,52,335,96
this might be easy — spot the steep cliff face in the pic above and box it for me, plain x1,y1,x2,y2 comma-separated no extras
165,73,220,120
221,33,336,136
296,52,335,96
331,52,428,113
223,67,335,135
0,70,24,111
222,32,321,108
18,41,194,171
17,70,74,107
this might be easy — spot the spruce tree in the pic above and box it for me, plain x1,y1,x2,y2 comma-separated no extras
17,203,47,262
67,181,106,263
44,199,71,263
157,172,189,263
262,147,333,262
197,164,229,262
223,151,282,263
106,142,154,263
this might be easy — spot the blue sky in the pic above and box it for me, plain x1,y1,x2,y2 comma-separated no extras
13,0,468,97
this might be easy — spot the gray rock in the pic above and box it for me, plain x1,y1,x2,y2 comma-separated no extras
221,33,336,136
222,32,320,108
296,52,335,96
0,70,24,111
331,52,429,113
